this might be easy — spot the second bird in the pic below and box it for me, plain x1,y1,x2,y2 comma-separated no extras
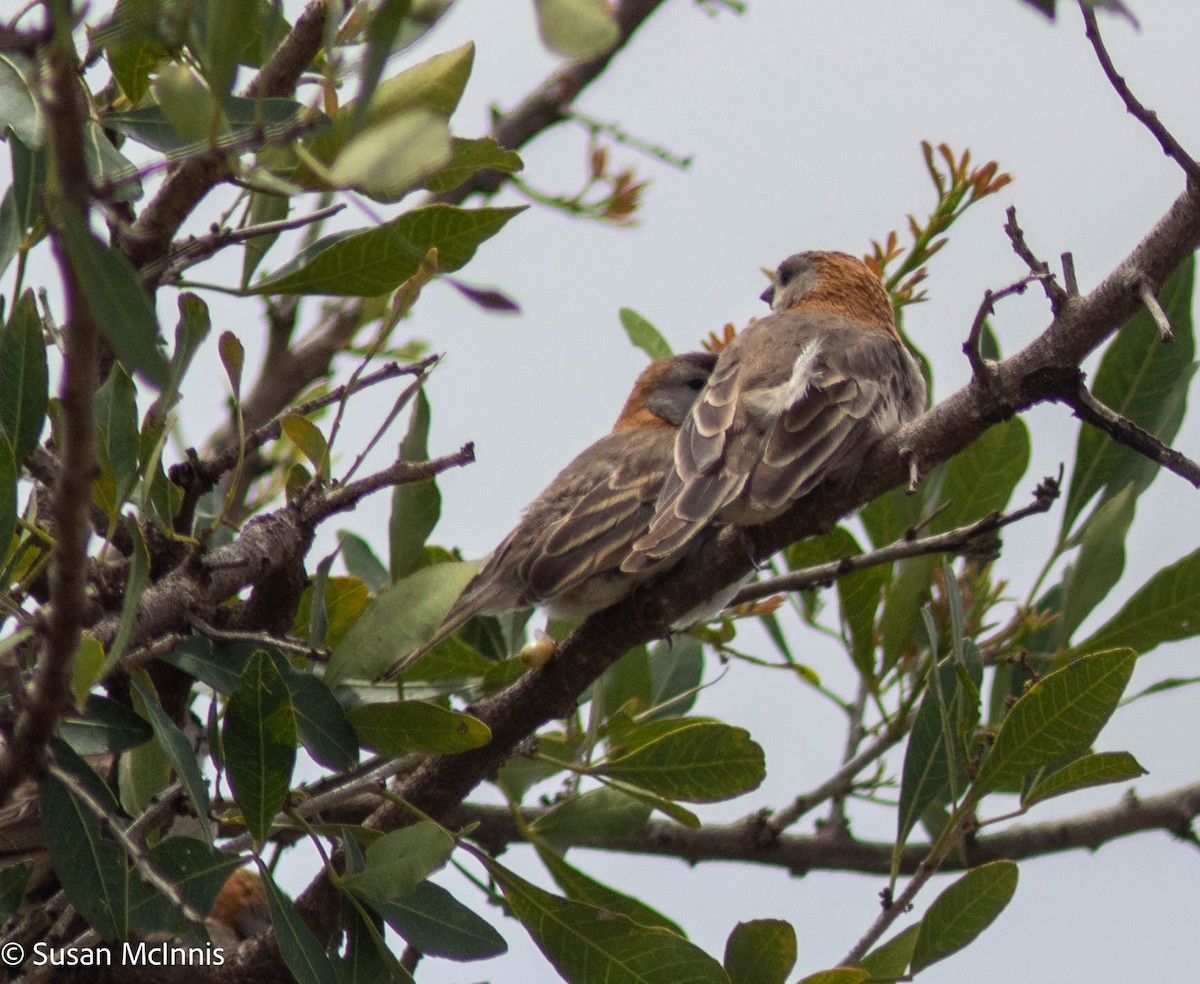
378,351,718,680
625,251,927,573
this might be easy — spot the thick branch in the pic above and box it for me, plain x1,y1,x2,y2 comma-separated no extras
0,8,97,808
451,780,1200,877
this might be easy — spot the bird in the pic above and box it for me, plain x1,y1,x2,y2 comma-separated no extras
377,351,718,680
623,250,927,573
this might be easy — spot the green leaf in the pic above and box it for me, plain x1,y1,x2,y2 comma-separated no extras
241,190,290,288
105,96,326,157
160,634,249,694
1058,484,1137,646
83,120,141,203
0,290,48,462
202,0,243,107
73,631,105,707
482,855,730,984
347,700,489,755
646,635,703,720
895,660,976,863
597,644,652,720
1072,547,1200,657
597,718,766,803
252,205,525,296
422,136,523,194
282,413,330,480
0,862,32,923
130,674,213,843
127,838,241,933
529,786,652,848
533,0,620,61
259,863,338,984
59,205,169,388
327,561,479,684
724,919,797,984
974,648,1135,792
0,437,13,566
354,0,412,125
0,53,44,147
390,390,439,579
93,363,140,512
1021,750,1147,808
223,651,296,845
275,659,360,771
344,823,455,903
931,417,1029,532
338,530,390,592
536,842,682,935
60,694,153,756
1063,254,1195,537
363,878,507,961
170,293,212,394
331,109,452,201
910,861,1018,972
619,307,673,361
859,925,918,981
219,330,244,397
103,520,150,672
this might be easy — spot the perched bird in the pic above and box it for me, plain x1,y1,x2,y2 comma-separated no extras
624,251,926,572
377,351,718,680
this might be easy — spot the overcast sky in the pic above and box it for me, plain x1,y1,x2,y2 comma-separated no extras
13,0,1200,980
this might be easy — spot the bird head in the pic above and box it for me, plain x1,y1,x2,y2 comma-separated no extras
761,251,897,337
613,351,718,430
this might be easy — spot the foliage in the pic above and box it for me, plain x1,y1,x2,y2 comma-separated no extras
0,1,1193,983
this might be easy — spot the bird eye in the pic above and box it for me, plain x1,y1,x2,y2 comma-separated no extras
686,377,706,391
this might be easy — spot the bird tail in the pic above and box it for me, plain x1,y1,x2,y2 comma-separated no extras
373,608,475,682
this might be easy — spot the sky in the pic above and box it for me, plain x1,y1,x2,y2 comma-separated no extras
12,0,1200,980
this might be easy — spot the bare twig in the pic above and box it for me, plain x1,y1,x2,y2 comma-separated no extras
964,272,1055,380
302,443,476,523
1135,274,1175,342
185,615,329,663
1062,251,1079,296
1081,4,1200,188
1051,373,1200,488
732,479,1060,606
159,203,346,280
1003,206,1068,312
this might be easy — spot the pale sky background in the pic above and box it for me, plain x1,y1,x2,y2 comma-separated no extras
12,0,1200,980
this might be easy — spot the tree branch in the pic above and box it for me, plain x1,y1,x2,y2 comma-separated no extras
1081,3,1200,188
0,5,97,809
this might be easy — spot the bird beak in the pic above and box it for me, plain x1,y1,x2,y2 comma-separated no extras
759,284,775,306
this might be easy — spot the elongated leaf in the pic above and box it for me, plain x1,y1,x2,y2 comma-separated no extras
974,649,1135,792
275,659,360,771
59,206,169,388
1063,254,1195,536
354,0,412,122
330,108,452,201
422,136,523,194
536,843,682,935
796,971,869,984
347,700,489,754
223,651,295,844
93,363,140,513
127,838,241,934
910,861,1018,972
646,636,703,720
1058,484,1137,646
0,53,44,147
619,307,672,361
932,417,1029,532
1072,547,1200,657
241,189,289,288
103,520,150,671
60,694,153,756
0,437,13,564
0,290,48,462
338,530,390,592
344,823,455,903
282,413,329,480
252,205,524,296
327,561,478,684
529,786,652,847
0,862,32,923
260,863,338,984
483,855,729,984
390,390,439,579
130,674,212,843
364,878,507,961
859,924,919,980
597,718,765,803
534,0,619,60
724,919,797,984
1022,750,1146,807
